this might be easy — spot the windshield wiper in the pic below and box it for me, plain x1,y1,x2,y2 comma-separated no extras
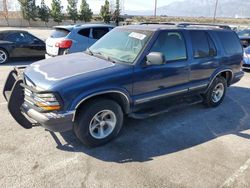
91,51,117,64
86,48,93,55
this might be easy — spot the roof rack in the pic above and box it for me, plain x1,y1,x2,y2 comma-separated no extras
140,22,176,26
177,23,231,30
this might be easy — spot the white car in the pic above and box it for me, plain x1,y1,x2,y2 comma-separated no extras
45,24,114,58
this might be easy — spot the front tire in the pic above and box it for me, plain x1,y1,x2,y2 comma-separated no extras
203,76,227,107
0,48,9,64
73,99,124,147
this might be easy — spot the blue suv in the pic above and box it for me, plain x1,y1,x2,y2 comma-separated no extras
3,24,244,146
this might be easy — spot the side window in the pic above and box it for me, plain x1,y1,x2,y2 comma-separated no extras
6,33,25,43
190,31,209,58
78,28,90,38
92,27,109,40
207,35,217,56
190,31,217,58
217,31,243,55
23,33,36,43
151,31,187,62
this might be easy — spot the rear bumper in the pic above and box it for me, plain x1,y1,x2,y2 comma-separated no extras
242,64,250,70
231,71,244,85
3,67,74,132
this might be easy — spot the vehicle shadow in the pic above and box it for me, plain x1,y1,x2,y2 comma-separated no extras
0,57,44,67
50,86,250,163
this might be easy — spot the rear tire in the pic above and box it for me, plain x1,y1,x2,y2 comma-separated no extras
203,76,227,107
0,48,9,64
73,99,124,147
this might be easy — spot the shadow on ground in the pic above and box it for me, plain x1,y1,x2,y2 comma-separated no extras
47,86,250,163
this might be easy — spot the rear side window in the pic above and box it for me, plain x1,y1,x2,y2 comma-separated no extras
50,28,70,38
78,28,90,37
92,27,109,40
217,31,243,55
190,31,216,58
151,31,187,62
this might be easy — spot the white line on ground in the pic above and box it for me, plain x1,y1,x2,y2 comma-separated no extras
220,158,250,187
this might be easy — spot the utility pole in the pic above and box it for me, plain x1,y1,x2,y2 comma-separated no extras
154,0,157,18
213,0,219,23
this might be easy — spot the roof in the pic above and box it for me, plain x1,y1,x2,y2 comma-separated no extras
118,23,232,32
54,24,114,31
0,30,28,34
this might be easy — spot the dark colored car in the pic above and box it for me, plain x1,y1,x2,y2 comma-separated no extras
237,29,250,48
3,24,244,147
0,30,45,64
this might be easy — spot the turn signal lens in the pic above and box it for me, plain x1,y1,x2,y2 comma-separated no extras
40,105,61,111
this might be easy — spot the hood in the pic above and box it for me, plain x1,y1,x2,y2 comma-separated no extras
24,52,115,90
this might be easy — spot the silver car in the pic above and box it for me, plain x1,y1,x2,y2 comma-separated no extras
243,46,250,70
45,24,114,58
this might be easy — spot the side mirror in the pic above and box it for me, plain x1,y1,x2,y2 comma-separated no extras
146,52,165,66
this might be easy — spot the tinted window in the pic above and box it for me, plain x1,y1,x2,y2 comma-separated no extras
217,31,243,55
207,34,217,56
50,28,70,38
6,33,26,43
78,28,90,37
190,31,211,58
92,27,109,39
151,31,187,61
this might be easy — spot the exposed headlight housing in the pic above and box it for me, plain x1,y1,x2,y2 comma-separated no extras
24,89,62,111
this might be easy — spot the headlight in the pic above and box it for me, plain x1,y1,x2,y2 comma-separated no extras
34,93,61,111
24,89,62,111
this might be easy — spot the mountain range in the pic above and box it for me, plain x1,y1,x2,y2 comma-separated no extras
125,0,250,18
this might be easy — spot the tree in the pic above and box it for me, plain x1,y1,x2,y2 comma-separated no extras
100,0,111,23
51,0,63,24
1,0,9,26
38,0,50,26
112,0,120,26
79,0,93,22
18,0,37,25
67,0,78,23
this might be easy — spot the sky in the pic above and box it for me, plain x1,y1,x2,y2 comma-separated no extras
6,0,183,14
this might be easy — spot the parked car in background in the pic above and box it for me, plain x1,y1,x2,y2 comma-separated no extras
45,24,114,58
0,30,45,64
237,29,250,48
243,46,250,70
3,24,244,146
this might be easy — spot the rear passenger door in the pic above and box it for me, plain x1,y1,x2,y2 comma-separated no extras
188,30,218,91
89,27,110,45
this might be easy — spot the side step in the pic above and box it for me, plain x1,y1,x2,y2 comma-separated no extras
129,95,203,119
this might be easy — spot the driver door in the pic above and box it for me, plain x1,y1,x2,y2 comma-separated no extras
133,30,190,104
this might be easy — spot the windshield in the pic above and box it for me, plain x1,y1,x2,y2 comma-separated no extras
238,30,250,37
89,28,152,64
50,28,70,38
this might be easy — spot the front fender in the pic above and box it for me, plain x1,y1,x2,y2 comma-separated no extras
69,87,132,111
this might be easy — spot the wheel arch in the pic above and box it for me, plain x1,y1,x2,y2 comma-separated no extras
73,90,131,121
209,69,234,88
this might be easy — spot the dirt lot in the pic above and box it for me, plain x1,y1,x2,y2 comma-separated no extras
1,28,250,188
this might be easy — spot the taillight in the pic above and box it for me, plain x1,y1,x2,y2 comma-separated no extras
55,40,72,49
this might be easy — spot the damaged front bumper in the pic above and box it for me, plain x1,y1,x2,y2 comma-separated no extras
3,67,74,132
